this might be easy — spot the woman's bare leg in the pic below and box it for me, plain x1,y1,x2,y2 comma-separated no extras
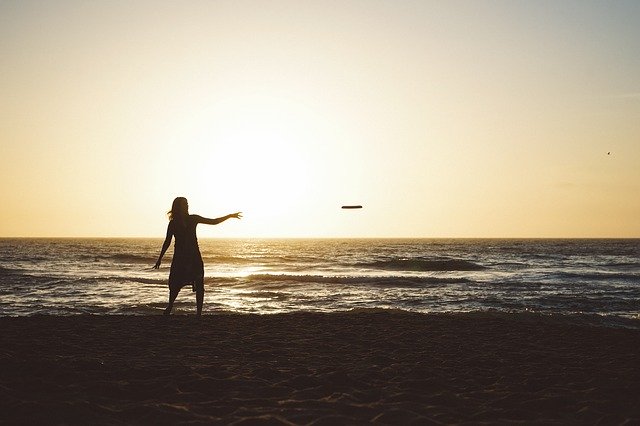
196,285,204,316
164,287,179,315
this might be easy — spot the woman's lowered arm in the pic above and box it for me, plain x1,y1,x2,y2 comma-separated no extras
153,224,173,269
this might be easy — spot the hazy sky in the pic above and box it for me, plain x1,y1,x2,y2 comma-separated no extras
2,0,639,237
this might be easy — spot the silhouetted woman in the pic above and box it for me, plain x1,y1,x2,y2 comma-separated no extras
154,197,241,315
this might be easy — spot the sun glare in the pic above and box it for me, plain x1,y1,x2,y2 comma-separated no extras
174,93,331,236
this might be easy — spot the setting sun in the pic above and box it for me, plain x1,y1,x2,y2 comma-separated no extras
164,92,335,237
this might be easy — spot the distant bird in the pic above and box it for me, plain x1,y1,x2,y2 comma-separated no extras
607,152,611,155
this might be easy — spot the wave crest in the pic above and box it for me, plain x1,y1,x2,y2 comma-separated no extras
241,273,471,287
359,258,486,272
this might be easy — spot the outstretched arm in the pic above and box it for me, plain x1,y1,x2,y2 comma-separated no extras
153,224,173,269
197,212,242,225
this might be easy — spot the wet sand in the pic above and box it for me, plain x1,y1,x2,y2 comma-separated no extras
1,311,639,424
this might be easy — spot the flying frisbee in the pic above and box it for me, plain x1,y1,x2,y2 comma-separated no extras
341,205,363,209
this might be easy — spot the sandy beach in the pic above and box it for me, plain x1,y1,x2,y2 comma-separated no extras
1,311,639,424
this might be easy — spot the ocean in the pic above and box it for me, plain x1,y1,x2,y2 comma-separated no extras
0,238,638,321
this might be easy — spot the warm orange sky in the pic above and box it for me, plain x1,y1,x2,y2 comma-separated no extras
1,1,639,238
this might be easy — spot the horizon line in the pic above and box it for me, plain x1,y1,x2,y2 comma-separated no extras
1,235,639,240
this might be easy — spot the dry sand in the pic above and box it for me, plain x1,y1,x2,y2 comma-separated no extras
1,311,639,425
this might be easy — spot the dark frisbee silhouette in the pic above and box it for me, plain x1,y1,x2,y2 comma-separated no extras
342,205,363,209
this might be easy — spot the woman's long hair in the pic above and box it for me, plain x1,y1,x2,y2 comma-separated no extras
168,197,189,226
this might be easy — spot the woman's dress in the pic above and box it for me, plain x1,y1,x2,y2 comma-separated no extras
169,215,204,292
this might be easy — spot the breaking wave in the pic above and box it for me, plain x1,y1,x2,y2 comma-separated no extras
358,258,487,272
241,273,472,286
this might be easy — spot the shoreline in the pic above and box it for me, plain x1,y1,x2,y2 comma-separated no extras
3,309,639,328
2,311,639,424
